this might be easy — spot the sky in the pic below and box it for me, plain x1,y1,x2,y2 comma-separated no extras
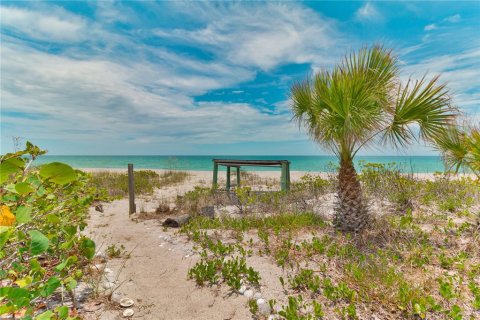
1,1,479,156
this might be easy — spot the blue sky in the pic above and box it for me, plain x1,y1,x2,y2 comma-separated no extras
1,1,479,155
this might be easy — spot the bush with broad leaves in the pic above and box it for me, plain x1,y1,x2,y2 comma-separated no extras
1,142,96,319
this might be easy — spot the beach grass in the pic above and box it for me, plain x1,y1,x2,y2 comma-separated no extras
89,169,189,198
175,165,479,319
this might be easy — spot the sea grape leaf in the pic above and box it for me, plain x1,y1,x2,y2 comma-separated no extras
0,226,14,249
15,276,32,288
0,286,30,301
65,277,77,290
15,206,32,224
39,162,76,185
55,256,78,272
40,277,61,297
0,304,13,316
64,225,77,236
36,310,54,320
15,182,34,195
55,305,69,319
28,230,49,255
46,214,61,224
0,157,25,184
4,184,17,194
79,237,96,259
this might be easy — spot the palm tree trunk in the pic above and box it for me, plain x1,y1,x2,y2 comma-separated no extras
334,157,370,232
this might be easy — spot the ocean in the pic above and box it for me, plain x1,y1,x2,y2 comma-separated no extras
32,155,449,173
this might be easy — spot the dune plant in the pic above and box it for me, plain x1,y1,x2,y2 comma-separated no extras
290,45,457,232
1,143,96,318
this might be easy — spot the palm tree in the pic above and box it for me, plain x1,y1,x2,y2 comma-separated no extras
434,124,480,178
290,46,458,232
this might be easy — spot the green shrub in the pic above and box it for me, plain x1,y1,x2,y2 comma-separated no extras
0,143,97,318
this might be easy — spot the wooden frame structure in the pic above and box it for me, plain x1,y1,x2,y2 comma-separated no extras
212,159,291,191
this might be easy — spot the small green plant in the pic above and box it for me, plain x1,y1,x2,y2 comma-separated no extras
106,244,126,258
278,295,324,319
447,304,462,320
338,303,358,319
468,282,480,310
187,233,260,291
275,236,295,268
288,269,321,294
188,257,221,286
248,299,258,315
323,278,357,302
257,227,270,254
438,276,456,300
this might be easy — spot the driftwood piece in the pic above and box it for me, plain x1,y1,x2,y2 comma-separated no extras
162,206,215,228
162,214,191,228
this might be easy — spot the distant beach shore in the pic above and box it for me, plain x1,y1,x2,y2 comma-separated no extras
79,168,475,182
34,155,452,173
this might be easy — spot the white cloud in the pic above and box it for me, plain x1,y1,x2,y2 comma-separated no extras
0,6,88,42
154,2,345,71
3,3,326,154
422,14,461,33
0,40,303,154
444,14,461,23
355,2,381,22
401,48,480,116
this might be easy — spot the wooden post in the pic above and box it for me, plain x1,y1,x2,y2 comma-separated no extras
128,164,136,214
226,166,231,191
286,162,291,191
213,162,219,189
236,167,241,187
280,162,287,192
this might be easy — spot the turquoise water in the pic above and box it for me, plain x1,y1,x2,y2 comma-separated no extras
32,155,447,173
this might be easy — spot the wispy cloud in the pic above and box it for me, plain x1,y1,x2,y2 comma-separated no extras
355,2,381,22
401,48,480,116
424,13,462,32
0,36,302,154
444,14,461,23
154,2,345,71
0,6,88,42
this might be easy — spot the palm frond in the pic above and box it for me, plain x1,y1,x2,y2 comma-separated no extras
383,75,457,148
434,125,470,173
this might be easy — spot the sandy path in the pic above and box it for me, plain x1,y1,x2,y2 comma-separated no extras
86,199,251,319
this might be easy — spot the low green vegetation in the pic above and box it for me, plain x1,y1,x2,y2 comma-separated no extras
187,231,260,291
1,143,97,319
89,169,189,199
178,163,480,319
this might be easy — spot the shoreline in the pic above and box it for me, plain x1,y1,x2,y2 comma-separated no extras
79,168,476,181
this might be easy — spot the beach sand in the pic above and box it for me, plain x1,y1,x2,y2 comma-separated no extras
81,168,475,319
